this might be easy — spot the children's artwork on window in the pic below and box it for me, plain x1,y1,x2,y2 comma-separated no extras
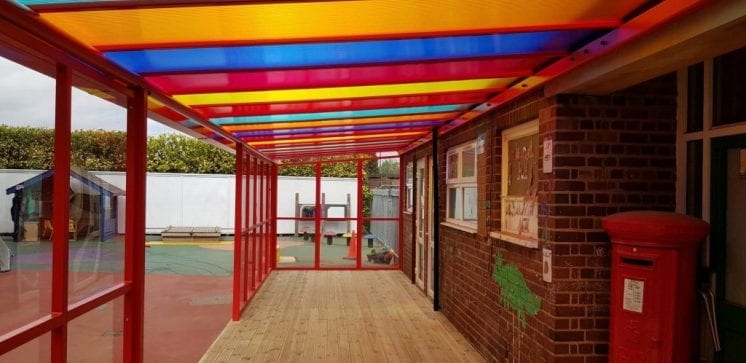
503,133,539,239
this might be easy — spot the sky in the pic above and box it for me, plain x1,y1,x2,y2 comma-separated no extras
0,56,180,136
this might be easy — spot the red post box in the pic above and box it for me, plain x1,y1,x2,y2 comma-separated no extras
602,211,709,363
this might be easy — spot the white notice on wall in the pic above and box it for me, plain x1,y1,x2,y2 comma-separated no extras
542,248,552,283
476,133,486,154
543,138,553,173
623,278,644,313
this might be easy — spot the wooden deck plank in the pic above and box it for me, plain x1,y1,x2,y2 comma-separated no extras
201,271,484,363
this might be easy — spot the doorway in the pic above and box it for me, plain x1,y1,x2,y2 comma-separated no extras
414,156,434,298
710,135,746,362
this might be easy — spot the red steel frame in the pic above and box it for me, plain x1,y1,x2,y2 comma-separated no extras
232,144,244,321
51,63,72,362
274,156,402,271
0,63,146,361
232,148,275,321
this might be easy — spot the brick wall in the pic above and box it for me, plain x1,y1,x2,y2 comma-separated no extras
540,73,677,362
437,91,553,362
400,73,677,362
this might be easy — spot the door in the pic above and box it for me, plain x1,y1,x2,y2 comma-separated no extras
711,135,746,362
426,157,434,299
415,157,427,290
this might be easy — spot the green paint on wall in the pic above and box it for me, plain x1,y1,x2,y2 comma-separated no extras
491,251,541,327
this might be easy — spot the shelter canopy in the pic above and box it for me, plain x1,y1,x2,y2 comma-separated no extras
10,0,689,160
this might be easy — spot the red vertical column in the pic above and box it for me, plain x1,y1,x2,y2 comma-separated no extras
51,63,71,363
262,163,269,276
243,154,251,301
232,144,244,321
270,164,278,270
259,163,265,277
252,159,258,289
124,86,147,363
398,157,405,269
314,162,321,270
257,162,263,279
356,160,364,270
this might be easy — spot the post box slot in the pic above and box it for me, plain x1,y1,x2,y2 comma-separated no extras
621,257,654,267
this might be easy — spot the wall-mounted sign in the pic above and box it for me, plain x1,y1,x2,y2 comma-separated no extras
623,278,644,313
543,138,552,173
476,133,486,154
542,247,552,282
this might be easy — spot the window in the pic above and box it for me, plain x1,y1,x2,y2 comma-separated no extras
713,46,746,126
496,120,539,247
446,141,477,228
405,161,414,213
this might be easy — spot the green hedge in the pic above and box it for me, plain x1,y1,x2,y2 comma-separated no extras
0,125,233,173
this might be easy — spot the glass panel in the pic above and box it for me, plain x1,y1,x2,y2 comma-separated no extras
448,187,461,220
417,163,425,235
463,187,477,221
0,55,55,334
462,146,476,178
68,296,124,363
144,243,232,361
0,332,50,363
405,161,413,212
686,140,703,218
276,164,315,268
416,242,424,281
362,220,398,269
714,46,746,127
507,133,539,196
320,161,357,268
447,152,459,179
725,149,746,307
686,62,704,133
69,78,127,304
504,131,539,239
363,158,399,218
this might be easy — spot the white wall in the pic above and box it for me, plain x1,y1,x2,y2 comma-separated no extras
1,170,357,235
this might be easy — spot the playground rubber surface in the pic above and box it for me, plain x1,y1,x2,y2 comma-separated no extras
0,238,232,363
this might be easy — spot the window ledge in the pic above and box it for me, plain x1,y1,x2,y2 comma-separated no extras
403,211,413,215
441,222,477,234
490,231,539,249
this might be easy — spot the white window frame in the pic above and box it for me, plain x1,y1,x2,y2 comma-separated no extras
404,161,414,213
445,141,477,230
491,120,539,248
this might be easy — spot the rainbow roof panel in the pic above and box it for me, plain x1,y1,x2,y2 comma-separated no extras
12,0,680,160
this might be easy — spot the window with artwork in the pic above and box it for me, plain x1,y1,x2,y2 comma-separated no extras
446,141,477,229
497,120,539,247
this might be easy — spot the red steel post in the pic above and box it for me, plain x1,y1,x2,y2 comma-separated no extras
314,162,321,270
356,159,364,269
232,144,244,321
51,63,72,363
124,86,148,363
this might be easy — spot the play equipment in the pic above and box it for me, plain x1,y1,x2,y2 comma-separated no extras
323,230,337,245
294,192,352,236
343,230,357,260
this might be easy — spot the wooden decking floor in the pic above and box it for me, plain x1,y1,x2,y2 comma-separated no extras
200,270,484,363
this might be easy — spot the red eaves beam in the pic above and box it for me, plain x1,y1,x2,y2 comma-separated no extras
399,0,712,154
